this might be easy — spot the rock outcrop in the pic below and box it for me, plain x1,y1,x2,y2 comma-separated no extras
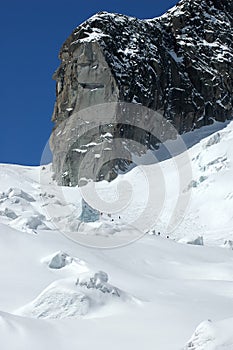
51,0,233,185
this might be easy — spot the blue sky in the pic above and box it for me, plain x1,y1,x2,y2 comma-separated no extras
1,0,178,165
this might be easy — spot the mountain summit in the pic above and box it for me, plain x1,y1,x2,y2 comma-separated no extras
51,0,233,184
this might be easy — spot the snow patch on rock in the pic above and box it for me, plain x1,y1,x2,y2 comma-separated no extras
179,236,204,246
48,251,73,269
41,251,89,273
0,208,18,220
5,188,35,202
222,240,233,250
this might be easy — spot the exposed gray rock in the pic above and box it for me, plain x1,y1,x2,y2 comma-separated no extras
0,208,18,220
52,41,119,125
51,0,233,184
25,214,49,231
179,236,204,246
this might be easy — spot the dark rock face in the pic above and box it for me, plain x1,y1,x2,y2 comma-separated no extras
51,0,233,185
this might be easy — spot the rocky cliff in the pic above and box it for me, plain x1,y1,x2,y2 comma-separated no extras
51,0,233,185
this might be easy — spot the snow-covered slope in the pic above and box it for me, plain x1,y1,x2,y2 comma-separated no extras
177,122,233,245
0,122,233,349
1,121,233,245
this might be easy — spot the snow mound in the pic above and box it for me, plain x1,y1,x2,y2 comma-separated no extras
15,272,135,319
184,320,215,349
16,283,90,319
184,318,233,350
222,240,233,250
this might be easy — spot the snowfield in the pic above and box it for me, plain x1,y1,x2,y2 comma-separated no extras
0,121,233,349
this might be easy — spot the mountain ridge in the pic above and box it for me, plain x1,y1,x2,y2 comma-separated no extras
51,0,233,184
53,0,233,130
